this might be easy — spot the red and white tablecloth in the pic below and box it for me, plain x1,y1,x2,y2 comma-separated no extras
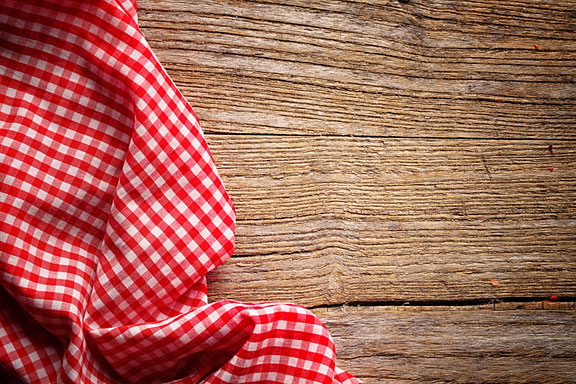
0,1,363,382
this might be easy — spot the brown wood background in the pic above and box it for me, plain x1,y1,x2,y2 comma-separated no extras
138,1,576,382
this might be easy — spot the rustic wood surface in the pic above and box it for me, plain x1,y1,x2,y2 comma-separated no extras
314,303,576,383
139,0,576,139
138,0,576,382
205,136,576,306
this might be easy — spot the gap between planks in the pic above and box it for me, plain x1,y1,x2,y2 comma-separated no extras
204,131,576,141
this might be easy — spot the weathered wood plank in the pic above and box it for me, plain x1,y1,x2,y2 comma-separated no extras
313,304,576,383
205,135,576,306
138,0,576,138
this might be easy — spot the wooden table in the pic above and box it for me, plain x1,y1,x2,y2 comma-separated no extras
138,1,576,382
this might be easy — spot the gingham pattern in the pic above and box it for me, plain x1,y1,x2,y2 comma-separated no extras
0,1,362,383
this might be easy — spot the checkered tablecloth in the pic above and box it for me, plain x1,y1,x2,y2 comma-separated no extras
0,1,362,382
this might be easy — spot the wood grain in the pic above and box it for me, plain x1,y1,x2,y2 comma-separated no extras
314,304,576,383
138,0,576,138
205,135,576,306
137,1,576,382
